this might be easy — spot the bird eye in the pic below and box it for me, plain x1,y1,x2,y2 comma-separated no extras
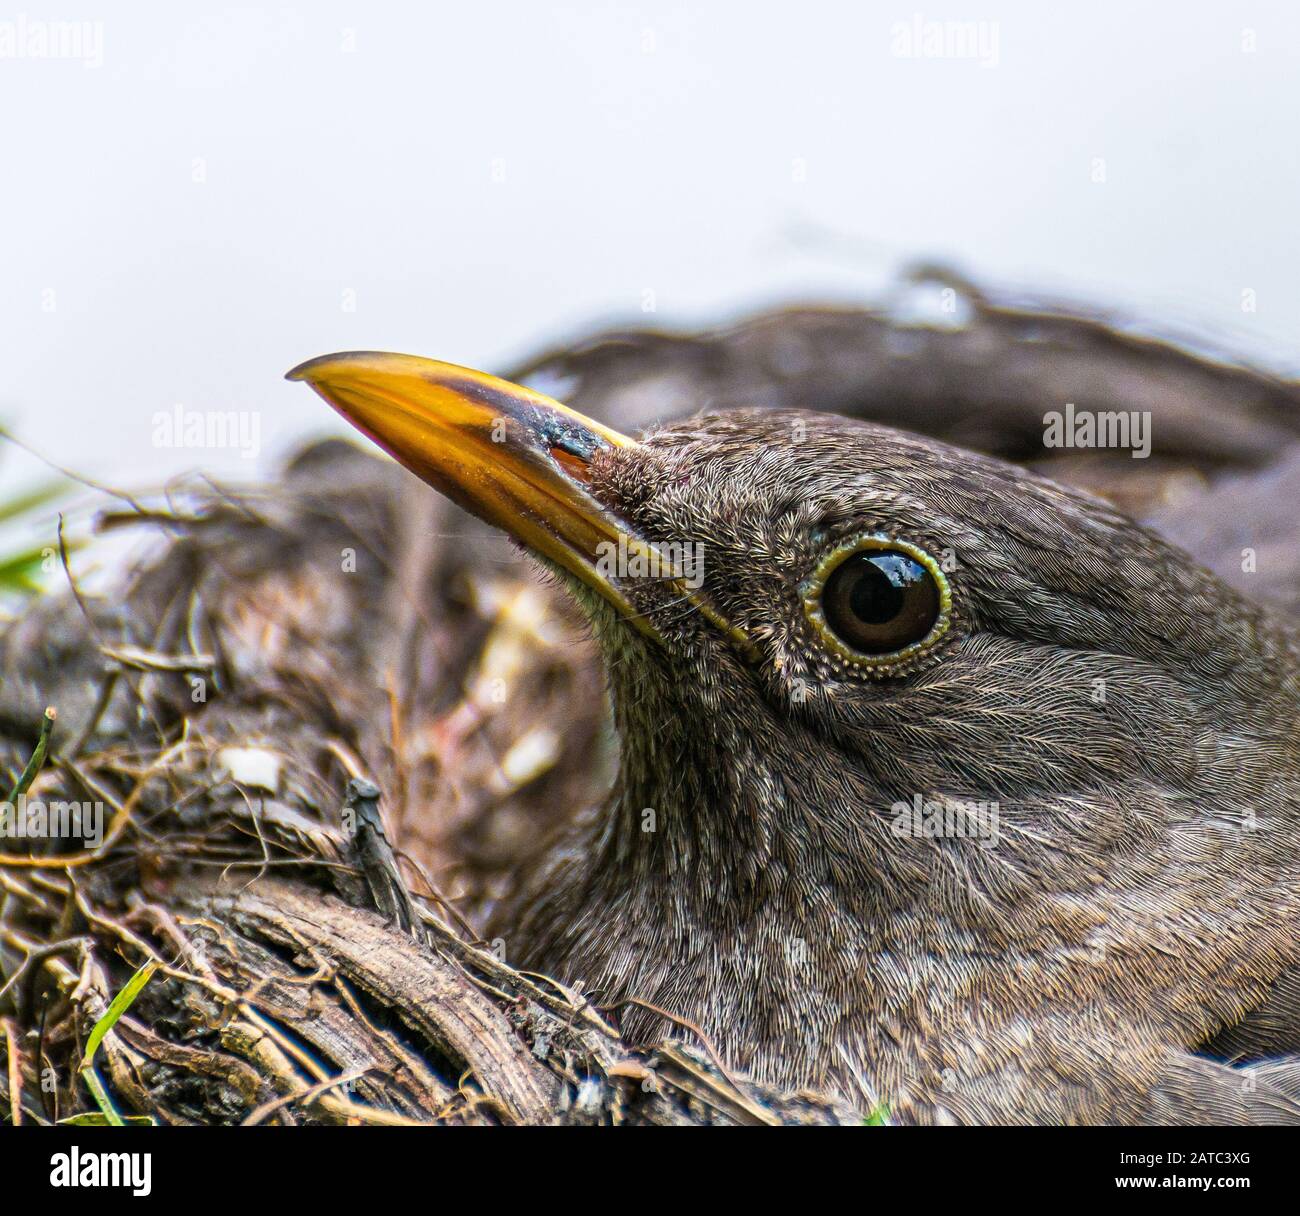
802,536,951,669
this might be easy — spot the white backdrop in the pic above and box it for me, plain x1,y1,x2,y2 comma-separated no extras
2,1,1297,492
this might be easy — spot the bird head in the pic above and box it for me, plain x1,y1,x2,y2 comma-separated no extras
289,353,1294,926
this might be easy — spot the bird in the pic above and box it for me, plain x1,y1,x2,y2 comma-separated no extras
290,348,1300,1125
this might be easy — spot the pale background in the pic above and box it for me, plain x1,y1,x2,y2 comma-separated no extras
2,1,1297,500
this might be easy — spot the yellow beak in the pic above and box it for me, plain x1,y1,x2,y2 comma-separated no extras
286,351,654,629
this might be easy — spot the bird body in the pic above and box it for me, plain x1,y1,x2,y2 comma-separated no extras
500,412,1300,1123
292,352,1300,1124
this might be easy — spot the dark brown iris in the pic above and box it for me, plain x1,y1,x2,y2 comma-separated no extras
820,549,940,655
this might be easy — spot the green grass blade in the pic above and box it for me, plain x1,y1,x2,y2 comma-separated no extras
4,706,55,805
0,479,66,525
58,1112,155,1127
84,961,158,1064
79,960,159,1126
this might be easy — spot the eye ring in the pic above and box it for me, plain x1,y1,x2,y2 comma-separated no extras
800,534,952,671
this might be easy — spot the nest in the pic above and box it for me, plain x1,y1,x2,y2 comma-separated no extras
0,443,858,1125
3,272,1299,1125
